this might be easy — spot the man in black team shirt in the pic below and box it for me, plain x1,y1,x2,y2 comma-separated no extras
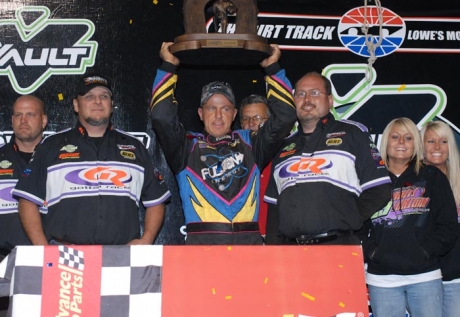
0,95,47,260
13,75,170,246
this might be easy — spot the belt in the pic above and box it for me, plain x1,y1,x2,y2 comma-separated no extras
284,230,353,245
186,222,259,234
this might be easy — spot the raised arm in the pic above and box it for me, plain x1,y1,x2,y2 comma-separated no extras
150,42,189,175
252,44,297,169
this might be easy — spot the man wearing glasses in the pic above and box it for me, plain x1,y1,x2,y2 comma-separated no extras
150,42,297,245
264,71,391,245
239,95,270,131
239,94,271,242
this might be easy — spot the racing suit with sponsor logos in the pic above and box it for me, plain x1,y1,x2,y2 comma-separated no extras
0,136,34,256
12,122,171,245
264,112,391,241
150,61,297,245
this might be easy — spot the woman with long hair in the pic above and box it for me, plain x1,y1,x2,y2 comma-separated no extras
362,118,457,317
421,121,460,317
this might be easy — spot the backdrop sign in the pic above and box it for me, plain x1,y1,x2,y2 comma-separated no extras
0,6,97,94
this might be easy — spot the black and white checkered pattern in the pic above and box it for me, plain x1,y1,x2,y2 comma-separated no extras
58,245,85,271
0,245,164,317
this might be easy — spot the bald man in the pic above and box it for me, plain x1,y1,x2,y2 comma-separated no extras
0,95,47,260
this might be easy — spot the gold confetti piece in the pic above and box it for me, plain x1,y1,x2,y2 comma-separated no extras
339,302,345,308
283,315,294,317
303,248,307,251
153,0,158,4
129,19,133,24
301,292,315,301
351,252,358,256
252,79,257,83
398,84,406,91
212,288,216,295
264,277,268,284
339,264,344,268
227,246,232,250
225,295,232,300
58,93,64,101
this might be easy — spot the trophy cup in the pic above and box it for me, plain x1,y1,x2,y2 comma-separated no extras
169,0,271,65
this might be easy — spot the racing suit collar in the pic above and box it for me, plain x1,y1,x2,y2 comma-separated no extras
9,133,43,154
298,112,334,137
75,121,113,138
203,130,235,145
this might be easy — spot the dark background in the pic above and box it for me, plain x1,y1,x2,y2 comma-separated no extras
0,0,459,245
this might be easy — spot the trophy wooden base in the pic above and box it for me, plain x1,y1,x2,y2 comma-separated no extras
170,33,271,66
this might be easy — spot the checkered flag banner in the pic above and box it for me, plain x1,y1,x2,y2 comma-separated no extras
58,245,84,271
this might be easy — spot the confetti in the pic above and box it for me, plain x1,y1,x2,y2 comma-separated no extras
252,79,257,83
129,19,132,24
351,252,358,256
227,246,232,251
398,84,406,91
301,292,315,301
339,302,345,308
225,295,232,300
212,288,216,295
58,93,64,101
264,277,268,284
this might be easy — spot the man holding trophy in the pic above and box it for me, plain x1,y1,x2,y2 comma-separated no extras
150,42,296,245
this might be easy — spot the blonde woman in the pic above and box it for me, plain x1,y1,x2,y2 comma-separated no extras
422,121,460,317
362,118,458,317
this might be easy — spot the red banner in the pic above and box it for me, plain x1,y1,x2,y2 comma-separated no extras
41,245,103,317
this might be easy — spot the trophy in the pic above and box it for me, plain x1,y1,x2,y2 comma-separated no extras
170,0,271,65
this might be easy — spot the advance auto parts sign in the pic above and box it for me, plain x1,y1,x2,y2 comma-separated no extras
0,6,97,94
217,6,460,55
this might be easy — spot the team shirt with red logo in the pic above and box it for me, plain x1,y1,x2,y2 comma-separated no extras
12,122,171,245
264,112,391,239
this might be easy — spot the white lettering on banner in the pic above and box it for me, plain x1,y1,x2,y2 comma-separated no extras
0,46,89,67
284,25,336,40
257,24,285,38
407,30,445,40
0,5,97,94
446,31,460,40
208,8,460,56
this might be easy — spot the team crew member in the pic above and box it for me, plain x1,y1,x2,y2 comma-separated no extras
239,94,271,240
264,71,391,245
150,42,297,245
0,96,47,260
13,75,170,245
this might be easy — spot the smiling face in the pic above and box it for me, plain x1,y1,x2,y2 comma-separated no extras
198,94,237,138
73,86,113,128
423,129,449,172
387,125,415,166
294,74,333,133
